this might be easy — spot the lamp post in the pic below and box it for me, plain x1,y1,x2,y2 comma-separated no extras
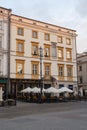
39,46,43,103
6,10,11,100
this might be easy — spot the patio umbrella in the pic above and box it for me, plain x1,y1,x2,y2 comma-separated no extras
31,87,40,93
20,87,32,93
42,88,47,93
58,87,73,93
45,87,59,93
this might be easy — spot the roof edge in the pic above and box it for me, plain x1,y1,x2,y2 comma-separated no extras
12,13,76,32
0,6,12,12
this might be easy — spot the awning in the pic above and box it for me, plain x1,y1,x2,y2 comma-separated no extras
0,79,7,83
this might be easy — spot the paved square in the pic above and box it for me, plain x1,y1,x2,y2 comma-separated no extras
0,101,87,130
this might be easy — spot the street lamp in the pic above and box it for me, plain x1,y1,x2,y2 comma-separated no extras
6,10,12,100
39,46,43,103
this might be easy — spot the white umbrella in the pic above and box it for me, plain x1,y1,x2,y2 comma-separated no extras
20,87,32,93
58,87,73,93
45,87,59,93
42,88,47,93
31,87,40,93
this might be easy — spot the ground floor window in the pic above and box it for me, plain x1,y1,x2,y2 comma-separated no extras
68,85,73,90
44,84,51,89
59,84,64,89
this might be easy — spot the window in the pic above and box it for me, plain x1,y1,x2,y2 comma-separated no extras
32,31,38,38
45,33,50,41
67,51,71,58
32,42,39,56
44,44,50,57
52,43,57,58
66,38,71,45
18,43,23,52
59,66,64,76
68,85,73,90
33,46,38,55
58,47,63,60
45,48,49,56
66,48,72,60
44,63,51,76
58,36,62,43
67,68,72,76
59,84,64,89
17,27,24,35
79,66,82,71
16,60,25,78
16,40,24,56
0,36,2,48
58,64,64,80
80,77,83,83
45,66,50,75
17,64,23,74
0,21,2,30
67,66,73,77
58,50,62,57
31,61,39,78
32,64,38,75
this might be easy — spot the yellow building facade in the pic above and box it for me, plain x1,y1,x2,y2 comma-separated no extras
10,14,77,97
0,7,78,98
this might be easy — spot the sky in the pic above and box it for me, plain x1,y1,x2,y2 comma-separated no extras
0,0,87,53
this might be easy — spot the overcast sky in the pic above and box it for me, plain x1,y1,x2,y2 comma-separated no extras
0,0,87,53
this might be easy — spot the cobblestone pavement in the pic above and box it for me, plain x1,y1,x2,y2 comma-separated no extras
0,101,87,130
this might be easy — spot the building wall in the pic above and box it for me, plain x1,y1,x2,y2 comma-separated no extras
0,9,9,77
10,14,77,93
77,53,87,96
0,7,12,100
0,6,78,99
